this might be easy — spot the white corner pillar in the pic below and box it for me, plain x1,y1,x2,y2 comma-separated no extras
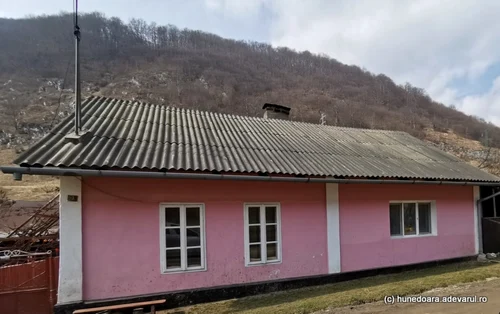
326,183,341,273
473,186,482,254
57,176,83,304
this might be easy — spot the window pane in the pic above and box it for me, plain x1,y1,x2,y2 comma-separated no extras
248,207,260,224
187,248,201,268
266,206,277,223
186,207,200,226
267,243,277,260
166,229,180,248
165,207,180,226
266,225,277,242
186,228,201,247
418,203,432,234
389,204,402,236
166,249,181,269
249,244,261,262
403,203,416,235
249,226,260,243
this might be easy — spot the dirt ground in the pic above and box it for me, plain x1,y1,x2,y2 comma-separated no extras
317,277,500,314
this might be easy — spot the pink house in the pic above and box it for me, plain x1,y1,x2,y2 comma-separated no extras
2,96,500,313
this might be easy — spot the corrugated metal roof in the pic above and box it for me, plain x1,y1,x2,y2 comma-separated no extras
13,95,500,182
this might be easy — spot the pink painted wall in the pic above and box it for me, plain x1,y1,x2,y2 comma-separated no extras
81,178,327,300
339,184,475,272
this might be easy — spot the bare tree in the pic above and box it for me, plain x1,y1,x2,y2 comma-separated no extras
0,188,7,205
3,98,27,132
478,130,494,169
0,188,12,216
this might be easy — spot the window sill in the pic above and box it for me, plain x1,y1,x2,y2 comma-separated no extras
161,267,207,275
245,260,282,267
391,233,437,239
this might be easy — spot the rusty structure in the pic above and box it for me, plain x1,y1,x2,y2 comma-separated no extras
0,194,59,265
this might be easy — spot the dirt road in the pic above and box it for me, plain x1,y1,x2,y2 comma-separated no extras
318,278,500,314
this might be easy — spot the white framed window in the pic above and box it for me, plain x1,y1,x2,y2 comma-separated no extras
244,203,282,266
389,201,437,238
159,203,206,273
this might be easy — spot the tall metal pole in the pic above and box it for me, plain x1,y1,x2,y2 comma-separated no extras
492,187,497,218
74,0,81,135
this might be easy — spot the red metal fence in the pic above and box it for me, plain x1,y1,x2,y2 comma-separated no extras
0,257,58,314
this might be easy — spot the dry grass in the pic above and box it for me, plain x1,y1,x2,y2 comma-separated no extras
424,128,484,151
160,261,500,314
0,148,59,201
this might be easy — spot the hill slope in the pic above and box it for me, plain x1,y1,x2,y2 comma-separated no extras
0,12,499,199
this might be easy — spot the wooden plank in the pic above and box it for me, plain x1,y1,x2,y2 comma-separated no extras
0,287,48,296
0,234,58,242
73,299,166,313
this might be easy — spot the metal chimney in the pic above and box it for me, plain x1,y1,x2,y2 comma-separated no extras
262,103,291,120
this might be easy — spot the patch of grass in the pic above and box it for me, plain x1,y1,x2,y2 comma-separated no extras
160,261,500,314
0,148,59,200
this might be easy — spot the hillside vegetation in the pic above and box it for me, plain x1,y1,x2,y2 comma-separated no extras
0,12,499,199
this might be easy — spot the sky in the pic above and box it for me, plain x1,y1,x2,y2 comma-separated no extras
1,0,500,126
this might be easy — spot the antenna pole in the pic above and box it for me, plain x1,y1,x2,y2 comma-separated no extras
320,112,326,125
74,0,81,135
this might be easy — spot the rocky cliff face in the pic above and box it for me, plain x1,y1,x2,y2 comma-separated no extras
425,129,500,176
0,76,100,152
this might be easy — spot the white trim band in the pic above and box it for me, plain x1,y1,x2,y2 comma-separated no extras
326,183,341,273
57,176,83,304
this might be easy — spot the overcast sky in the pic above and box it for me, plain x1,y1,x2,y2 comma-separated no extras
2,0,500,126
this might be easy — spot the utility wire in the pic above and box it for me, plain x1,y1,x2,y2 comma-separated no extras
49,56,72,129
76,177,157,204
49,1,78,129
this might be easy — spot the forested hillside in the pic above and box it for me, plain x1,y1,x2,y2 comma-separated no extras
0,12,499,149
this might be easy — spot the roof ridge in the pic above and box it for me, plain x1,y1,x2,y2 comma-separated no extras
84,95,410,135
